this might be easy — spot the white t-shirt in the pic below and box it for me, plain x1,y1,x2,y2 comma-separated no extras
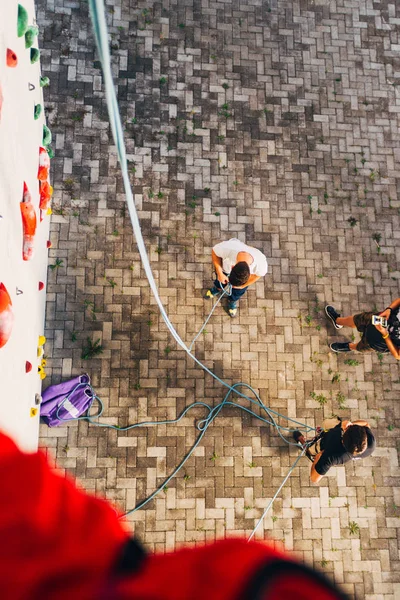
212,239,268,277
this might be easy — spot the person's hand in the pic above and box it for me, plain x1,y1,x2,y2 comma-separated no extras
378,308,391,319
216,270,229,285
373,322,388,336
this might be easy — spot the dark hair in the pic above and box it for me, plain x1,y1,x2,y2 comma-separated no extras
342,425,368,455
229,262,250,287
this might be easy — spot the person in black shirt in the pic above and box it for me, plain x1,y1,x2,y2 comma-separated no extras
293,418,376,483
325,297,400,359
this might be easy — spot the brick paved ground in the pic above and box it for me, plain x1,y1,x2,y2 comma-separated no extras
36,0,400,597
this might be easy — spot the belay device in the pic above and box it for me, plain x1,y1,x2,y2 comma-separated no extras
40,374,98,426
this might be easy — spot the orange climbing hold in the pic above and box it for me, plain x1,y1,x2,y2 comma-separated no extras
39,180,53,211
6,49,18,67
0,283,14,349
20,182,37,261
37,147,50,181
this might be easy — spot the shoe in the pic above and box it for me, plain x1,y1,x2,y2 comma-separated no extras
330,342,351,353
205,287,220,299
325,305,343,329
292,430,305,445
228,300,238,318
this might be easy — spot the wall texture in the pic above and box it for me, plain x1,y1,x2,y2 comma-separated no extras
0,1,50,450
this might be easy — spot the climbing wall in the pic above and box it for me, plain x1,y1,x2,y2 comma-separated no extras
0,1,52,450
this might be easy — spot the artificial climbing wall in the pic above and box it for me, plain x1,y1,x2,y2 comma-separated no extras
0,1,52,450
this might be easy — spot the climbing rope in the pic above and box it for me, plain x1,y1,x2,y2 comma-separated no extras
83,0,317,538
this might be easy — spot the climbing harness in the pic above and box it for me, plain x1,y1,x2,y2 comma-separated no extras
77,0,319,539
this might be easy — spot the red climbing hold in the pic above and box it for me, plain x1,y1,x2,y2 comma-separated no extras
46,240,52,249
6,49,18,68
38,282,44,291
0,283,14,349
37,147,50,181
25,361,32,373
20,183,37,261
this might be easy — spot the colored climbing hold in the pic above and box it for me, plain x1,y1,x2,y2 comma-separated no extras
33,104,42,121
40,76,49,87
30,48,40,64
30,407,38,417
6,49,18,68
41,359,47,367
42,124,52,146
38,281,44,291
20,183,37,261
46,240,52,248
34,104,42,120
38,335,46,346
37,147,50,181
38,365,46,380
46,145,54,159
25,361,32,373
37,347,43,358
25,25,38,49
39,180,53,211
28,82,35,91
17,4,29,37
0,283,14,349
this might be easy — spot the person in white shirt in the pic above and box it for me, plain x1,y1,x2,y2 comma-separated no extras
206,238,268,317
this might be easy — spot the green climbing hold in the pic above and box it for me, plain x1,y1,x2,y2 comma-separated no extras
30,48,40,64
42,124,52,146
25,26,39,49
34,104,42,120
40,76,50,88
17,4,29,37
46,145,54,159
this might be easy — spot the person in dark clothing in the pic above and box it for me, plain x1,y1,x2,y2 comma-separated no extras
325,298,400,359
293,417,375,484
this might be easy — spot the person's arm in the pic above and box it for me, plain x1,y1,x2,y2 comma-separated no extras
341,419,370,429
232,274,260,289
211,249,228,284
310,452,324,483
373,322,400,360
379,298,400,319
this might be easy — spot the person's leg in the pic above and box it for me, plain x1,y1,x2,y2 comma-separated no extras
293,431,321,462
205,278,225,298
336,315,356,328
227,286,248,317
325,305,356,329
329,312,373,352
229,286,248,302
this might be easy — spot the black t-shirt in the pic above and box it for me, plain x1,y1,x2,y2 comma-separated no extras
315,424,375,476
366,308,400,352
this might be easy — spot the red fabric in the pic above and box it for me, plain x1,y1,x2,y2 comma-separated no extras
0,432,344,600
115,538,284,600
114,539,342,600
0,432,128,600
